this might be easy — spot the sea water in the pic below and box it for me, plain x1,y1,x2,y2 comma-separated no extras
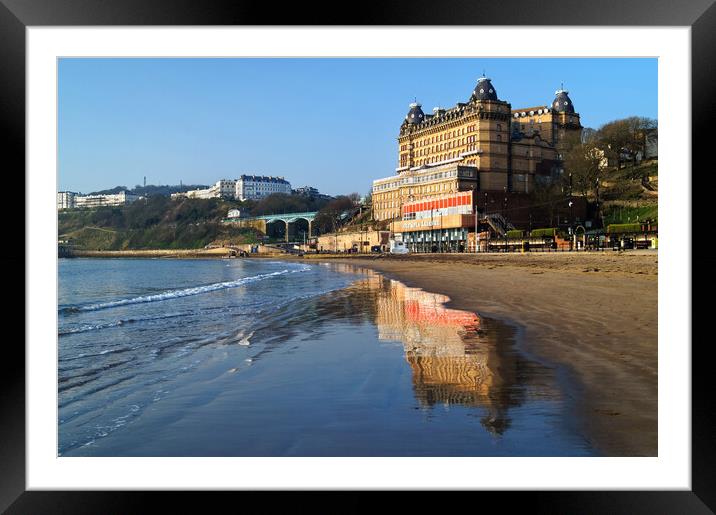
58,258,594,456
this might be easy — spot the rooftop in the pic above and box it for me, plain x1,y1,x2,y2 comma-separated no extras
238,175,290,183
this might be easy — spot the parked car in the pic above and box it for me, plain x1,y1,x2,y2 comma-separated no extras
389,240,409,254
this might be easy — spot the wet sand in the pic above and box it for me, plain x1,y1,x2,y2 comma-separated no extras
331,252,658,456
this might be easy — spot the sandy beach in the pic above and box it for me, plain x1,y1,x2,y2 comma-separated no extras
63,249,658,455
331,251,658,456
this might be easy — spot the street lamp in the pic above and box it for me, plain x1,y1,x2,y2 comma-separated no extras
595,176,601,228
474,199,479,254
568,172,573,245
434,207,442,253
568,200,574,251
484,192,489,252
503,186,508,253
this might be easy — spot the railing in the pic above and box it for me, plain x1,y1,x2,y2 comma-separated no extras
483,213,515,236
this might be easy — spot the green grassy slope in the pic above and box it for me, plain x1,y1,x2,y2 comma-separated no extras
59,197,260,250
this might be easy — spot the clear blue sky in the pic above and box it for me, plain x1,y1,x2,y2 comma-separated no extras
58,58,657,196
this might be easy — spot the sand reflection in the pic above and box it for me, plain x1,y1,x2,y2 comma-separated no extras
333,265,527,435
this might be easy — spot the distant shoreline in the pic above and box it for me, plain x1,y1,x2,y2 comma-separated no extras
68,249,235,258
65,249,384,259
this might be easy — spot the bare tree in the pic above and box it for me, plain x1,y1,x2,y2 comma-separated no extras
531,178,566,227
313,196,355,234
563,142,603,197
596,116,657,168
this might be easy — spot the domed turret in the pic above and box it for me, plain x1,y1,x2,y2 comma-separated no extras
471,76,498,101
405,102,425,125
552,88,575,113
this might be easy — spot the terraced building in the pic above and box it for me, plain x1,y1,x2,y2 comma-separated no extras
372,76,582,222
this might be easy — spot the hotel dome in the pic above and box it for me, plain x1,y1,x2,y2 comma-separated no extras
471,76,498,101
552,88,575,113
405,102,425,125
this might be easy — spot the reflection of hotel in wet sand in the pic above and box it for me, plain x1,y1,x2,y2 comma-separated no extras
345,268,531,434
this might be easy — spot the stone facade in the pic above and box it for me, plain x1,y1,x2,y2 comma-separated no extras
235,175,291,201
316,230,391,253
372,77,582,221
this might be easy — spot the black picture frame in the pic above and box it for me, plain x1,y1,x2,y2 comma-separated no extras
3,0,711,511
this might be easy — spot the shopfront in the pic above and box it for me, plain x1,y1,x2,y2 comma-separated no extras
393,191,475,253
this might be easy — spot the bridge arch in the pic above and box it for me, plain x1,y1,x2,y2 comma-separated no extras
259,212,317,242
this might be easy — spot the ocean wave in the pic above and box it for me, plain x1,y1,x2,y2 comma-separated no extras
59,319,126,336
60,269,292,314
59,374,138,409
58,311,190,336
59,346,134,362
59,358,135,384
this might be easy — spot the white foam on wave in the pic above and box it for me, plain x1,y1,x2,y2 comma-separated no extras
236,330,254,346
59,311,190,336
59,319,125,335
72,270,292,313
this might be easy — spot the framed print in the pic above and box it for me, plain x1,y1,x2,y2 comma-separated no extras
4,0,713,511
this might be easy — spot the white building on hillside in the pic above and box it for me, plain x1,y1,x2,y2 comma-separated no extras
210,179,237,199
73,191,141,209
185,188,213,199
185,179,237,200
235,175,291,201
57,191,76,210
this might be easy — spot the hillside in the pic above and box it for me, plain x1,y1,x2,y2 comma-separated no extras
59,196,259,250
599,159,658,225
58,192,345,250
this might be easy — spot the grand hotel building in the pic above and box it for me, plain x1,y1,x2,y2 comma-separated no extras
372,76,582,223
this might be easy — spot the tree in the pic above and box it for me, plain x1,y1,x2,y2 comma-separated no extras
563,141,603,198
581,127,598,144
630,116,657,165
596,116,657,168
531,178,566,227
249,193,330,216
313,196,355,234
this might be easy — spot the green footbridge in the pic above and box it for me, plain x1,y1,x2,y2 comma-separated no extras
224,211,318,242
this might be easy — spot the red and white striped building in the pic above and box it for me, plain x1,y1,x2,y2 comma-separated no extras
393,191,477,252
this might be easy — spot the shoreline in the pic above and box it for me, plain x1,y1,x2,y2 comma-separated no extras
66,250,658,455
313,252,658,456
68,248,240,258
